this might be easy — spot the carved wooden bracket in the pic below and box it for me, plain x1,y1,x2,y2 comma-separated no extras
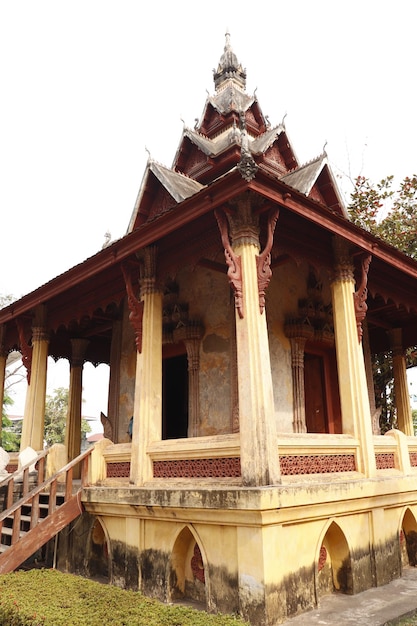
16,319,32,384
215,208,244,319
256,208,279,314
121,262,144,353
353,253,372,343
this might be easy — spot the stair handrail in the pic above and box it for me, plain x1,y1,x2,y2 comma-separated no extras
0,447,93,543
0,448,51,510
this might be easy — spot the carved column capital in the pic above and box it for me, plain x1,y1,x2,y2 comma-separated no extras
70,338,90,368
332,237,354,283
32,326,50,343
228,194,260,248
387,328,404,358
289,336,307,368
139,246,159,296
174,323,204,372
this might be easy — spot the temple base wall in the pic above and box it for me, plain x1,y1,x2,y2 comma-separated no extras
49,475,417,625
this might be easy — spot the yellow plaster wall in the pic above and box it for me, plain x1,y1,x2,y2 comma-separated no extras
267,261,306,432
177,265,234,435
266,260,335,433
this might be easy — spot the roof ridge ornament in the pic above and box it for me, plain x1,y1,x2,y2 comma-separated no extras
237,114,257,181
213,31,246,92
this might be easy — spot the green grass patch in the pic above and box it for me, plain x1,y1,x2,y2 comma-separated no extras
0,569,249,626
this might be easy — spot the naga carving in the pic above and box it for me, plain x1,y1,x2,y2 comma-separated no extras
16,319,32,384
215,208,244,319
121,262,144,353
256,208,279,313
353,253,372,343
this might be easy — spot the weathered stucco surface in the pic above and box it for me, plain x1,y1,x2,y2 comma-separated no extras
76,474,417,625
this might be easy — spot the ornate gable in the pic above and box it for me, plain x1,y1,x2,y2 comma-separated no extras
281,155,347,217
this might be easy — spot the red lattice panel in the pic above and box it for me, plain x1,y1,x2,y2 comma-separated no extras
318,546,327,572
279,454,356,475
153,457,241,478
410,452,417,467
106,455,359,480
191,543,205,583
106,462,131,478
375,453,395,470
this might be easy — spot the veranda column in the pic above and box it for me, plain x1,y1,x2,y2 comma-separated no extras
128,248,163,486
330,238,376,476
0,326,7,442
216,199,280,487
21,307,49,451
388,328,413,436
65,338,89,464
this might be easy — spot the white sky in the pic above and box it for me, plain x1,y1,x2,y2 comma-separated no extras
1,1,417,423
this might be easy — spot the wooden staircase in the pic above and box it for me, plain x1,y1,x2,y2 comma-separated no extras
0,446,92,573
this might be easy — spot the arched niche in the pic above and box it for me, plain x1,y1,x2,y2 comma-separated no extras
401,508,417,567
86,516,111,582
316,520,352,599
169,525,207,607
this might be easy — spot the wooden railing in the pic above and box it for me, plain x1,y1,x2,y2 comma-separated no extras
0,447,92,572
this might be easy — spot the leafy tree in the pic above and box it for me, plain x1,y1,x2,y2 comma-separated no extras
349,174,417,258
348,175,417,431
1,391,20,451
44,387,91,447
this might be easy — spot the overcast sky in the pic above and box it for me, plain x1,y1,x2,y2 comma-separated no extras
2,1,417,420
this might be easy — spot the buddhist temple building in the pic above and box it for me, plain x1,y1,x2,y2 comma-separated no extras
2,34,417,625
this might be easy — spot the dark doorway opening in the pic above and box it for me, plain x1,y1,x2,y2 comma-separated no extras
163,353,188,439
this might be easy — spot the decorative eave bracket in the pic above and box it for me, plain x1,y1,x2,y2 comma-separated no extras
256,208,279,313
353,253,372,343
121,261,144,353
215,208,244,319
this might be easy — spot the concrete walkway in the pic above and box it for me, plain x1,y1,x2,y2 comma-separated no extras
280,567,417,625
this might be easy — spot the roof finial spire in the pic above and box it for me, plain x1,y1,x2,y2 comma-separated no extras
213,31,246,92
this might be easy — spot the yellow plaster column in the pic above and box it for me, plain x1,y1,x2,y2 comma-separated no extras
237,524,285,625
21,313,49,452
330,238,376,476
388,328,413,436
217,199,280,486
65,338,89,465
129,248,163,486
